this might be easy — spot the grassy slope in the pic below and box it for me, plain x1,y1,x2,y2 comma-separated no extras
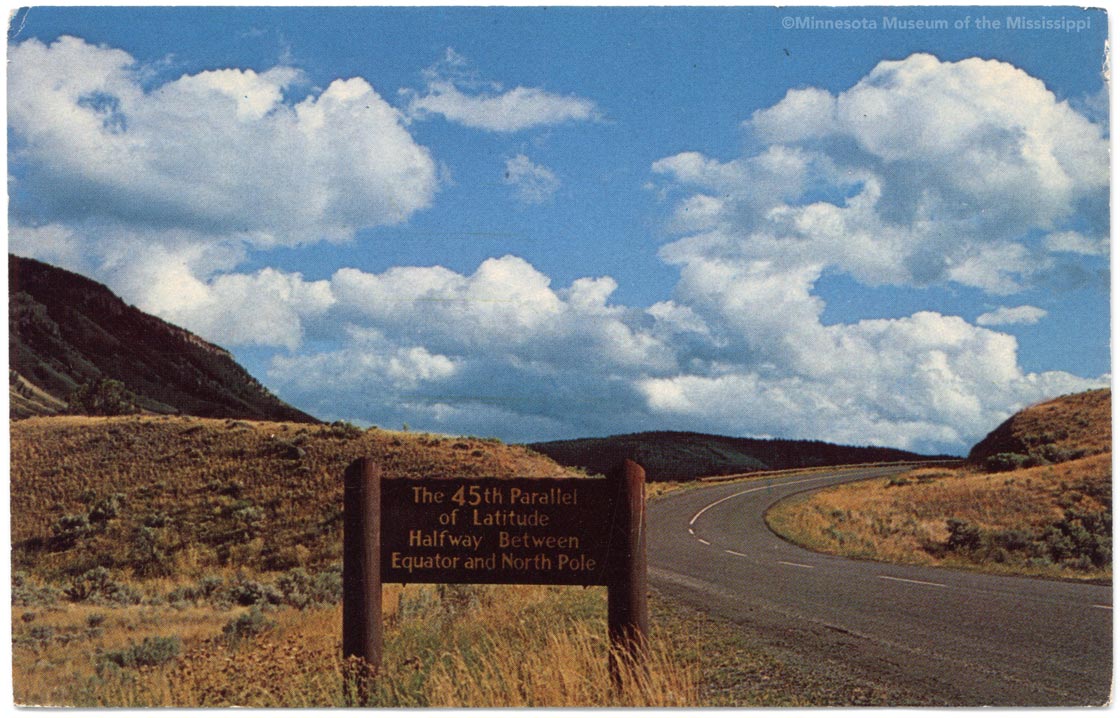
767,390,1112,582
13,415,907,707
11,415,570,579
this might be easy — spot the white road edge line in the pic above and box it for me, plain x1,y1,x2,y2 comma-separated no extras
879,575,946,588
697,538,711,546
725,549,747,557
778,560,814,569
688,473,851,526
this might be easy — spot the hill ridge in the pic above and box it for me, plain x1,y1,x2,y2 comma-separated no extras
529,429,952,482
9,254,316,423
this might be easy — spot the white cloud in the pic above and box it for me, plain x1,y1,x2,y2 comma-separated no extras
9,35,438,248
402,48,597,132
1043,230,1110,256
157,268,335,351
327,255,674,371
638,312,1101,451
8,34,439,350
503,154,561,204
975,305,1049,327
9,224,85,271
636,53,1109,452
749,86,837,143
656,53,1109,293
255,246,1107,453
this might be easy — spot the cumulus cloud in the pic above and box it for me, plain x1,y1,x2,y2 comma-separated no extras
327,255,674,371
659,54,1109,293
637,53,1109,452
8,34,440,348
975,306,1049,327
402,48,597,132
503,154,561,204
9,36,439,248
265,255,676,435
258,53,1111,452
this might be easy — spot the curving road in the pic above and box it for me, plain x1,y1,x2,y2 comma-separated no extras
647,466,1113,706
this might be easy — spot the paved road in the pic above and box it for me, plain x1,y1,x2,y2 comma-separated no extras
647,467,1113,706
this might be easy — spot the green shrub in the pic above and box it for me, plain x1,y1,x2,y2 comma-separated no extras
222,606,275,644
89,493,125,524
167,575,225,605
50,513,94,548
275,567,342,608
12,572,60,607
28,625,55,645
326,420,364,440
129,525,175,578
1037,445,1087,464
983,453,1032,473
224,575,283,607
99,636,181,670
1043,509,1111,568
945,519,982,552
65,567,141,605
989,528,1035,553
66,378,138,416
943,510,1110,572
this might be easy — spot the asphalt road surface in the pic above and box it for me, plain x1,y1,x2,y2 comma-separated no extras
647,466,1113,706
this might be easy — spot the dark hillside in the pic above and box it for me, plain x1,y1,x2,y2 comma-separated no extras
529,430,948,482
9,254,316,422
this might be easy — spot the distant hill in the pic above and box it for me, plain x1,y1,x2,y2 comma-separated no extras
528,430,949,482
967,389,1111,468
9,254,316,423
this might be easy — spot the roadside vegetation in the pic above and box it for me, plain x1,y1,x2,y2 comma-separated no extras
11,415,700,706
767,390,1111,582
13,581,697,707
15,414,906,707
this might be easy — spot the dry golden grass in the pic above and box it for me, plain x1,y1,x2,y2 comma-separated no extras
11,415,577,579
768,453,1111,581
12,583,697,708
972,387,1111,459
769,390,1112,581
11,416,700,707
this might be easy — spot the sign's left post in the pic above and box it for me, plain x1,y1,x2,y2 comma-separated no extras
342,457,381,700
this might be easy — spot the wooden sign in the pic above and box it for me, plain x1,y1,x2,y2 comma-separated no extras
380,477,615,585
342,459,648,685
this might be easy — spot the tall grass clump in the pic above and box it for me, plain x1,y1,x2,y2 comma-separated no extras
423,619,697,706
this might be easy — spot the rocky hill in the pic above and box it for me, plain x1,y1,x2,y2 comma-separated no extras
9,254,316,423
529,430,949,482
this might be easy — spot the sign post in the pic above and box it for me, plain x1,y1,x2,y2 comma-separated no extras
341,458,648,689
607,459,648,685
342,459,381,682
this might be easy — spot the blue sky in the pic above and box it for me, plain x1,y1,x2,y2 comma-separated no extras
7,6,1110,454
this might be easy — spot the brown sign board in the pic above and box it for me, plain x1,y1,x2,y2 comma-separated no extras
380,477,616,585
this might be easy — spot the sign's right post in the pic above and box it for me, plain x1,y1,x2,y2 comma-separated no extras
607,459,648,687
